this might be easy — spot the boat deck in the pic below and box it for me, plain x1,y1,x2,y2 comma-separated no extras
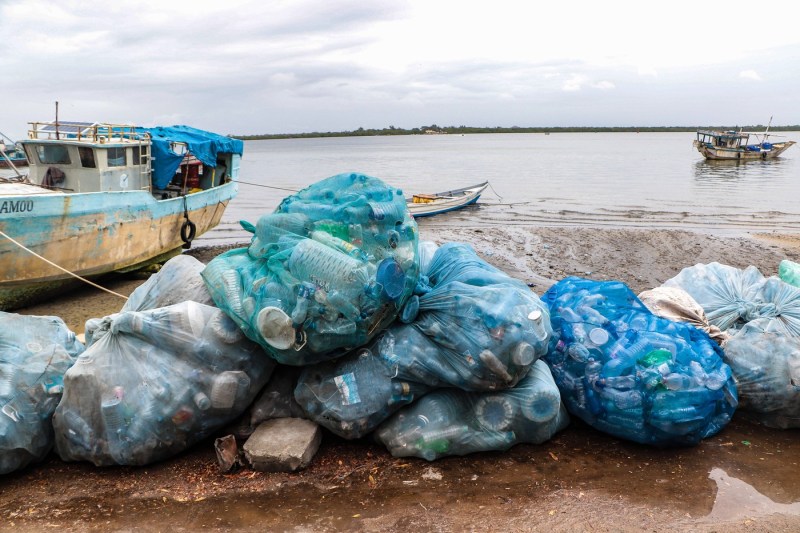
0,182,59,196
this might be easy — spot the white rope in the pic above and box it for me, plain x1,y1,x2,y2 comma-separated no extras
0,229,129,301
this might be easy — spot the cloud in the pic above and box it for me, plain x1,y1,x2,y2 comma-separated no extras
592,81,615,90
562,75,586,92
739,70,762,81
1,0,799,136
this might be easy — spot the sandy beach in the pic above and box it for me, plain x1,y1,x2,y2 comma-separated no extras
5,225,800,532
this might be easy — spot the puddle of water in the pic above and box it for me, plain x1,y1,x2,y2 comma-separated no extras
707,468,800,521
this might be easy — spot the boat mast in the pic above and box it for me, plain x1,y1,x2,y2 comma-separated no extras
55,101,60,140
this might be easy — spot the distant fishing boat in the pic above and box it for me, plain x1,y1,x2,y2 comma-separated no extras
0,120,242,310
693,118,795,161
0,145,28,169
0,132,28,169
407,181,489,218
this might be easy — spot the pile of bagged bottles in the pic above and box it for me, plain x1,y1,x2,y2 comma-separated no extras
663,262,800,429
7,171,800,475
0,312,84,474
542,277,738,446
295,242,553,439
202,173,421,366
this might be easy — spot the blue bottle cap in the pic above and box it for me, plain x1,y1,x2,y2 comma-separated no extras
376,258,405,300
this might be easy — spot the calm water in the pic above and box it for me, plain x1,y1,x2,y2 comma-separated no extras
6,132,798,245
202,131,800,245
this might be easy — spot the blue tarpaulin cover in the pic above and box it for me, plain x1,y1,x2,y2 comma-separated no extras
136,125,244,189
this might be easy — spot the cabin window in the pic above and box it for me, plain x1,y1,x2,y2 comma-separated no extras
132,145,148,165
36,145,70,164
107,147,126,167
78,147,96,168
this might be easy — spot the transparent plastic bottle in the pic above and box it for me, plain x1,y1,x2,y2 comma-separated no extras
521,386,561,422
309,230,369,261
193,392,211,411
778,259,800,288
211,371,245,409
60,409,95,451
288,238,368,291
0,363,17,398
368,201,406,223
662,373,695,391
475,395,515,431
479,350,513,383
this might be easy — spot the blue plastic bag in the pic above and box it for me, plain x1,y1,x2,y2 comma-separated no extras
542,277,737,446
1,312,84,474
202,173,419,365
375,361,569,460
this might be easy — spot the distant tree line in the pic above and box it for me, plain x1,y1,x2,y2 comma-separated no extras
232,124,800,140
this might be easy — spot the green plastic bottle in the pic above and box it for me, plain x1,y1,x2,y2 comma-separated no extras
778,259,800,288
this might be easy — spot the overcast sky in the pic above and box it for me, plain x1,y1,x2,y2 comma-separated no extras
2,0,799,139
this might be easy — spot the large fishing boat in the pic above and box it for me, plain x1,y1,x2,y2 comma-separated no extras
0,121,242,310
693,122,795,161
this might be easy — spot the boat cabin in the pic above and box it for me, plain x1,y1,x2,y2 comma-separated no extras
20,121,241,197
695,130,751,150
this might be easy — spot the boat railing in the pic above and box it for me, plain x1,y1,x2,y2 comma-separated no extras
27,121,149,144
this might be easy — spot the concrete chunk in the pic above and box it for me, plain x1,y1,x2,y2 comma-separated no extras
243,418,322,472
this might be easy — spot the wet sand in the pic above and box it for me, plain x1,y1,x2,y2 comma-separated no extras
5,225,800,532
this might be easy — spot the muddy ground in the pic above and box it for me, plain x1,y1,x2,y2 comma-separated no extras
5,225,800,532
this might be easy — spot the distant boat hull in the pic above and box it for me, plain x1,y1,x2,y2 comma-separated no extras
407,182,489,218
0,181,237,310
694,140,795,160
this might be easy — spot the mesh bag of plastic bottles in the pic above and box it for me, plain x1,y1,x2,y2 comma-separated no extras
721,277,800,428
1,312,84,474
202,173,419,365
295,242,552,439
53,301,274,466
778,259,800,288
375,360,569,461
542,277,738,446
662,262,767,333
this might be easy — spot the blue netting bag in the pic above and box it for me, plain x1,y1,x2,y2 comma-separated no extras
542,277,737,446
53,301,274,466
1,312,84,474
202,173,419,365
375,360,569,461
721,277,800,428
295,242,551,439
662,262,767,333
